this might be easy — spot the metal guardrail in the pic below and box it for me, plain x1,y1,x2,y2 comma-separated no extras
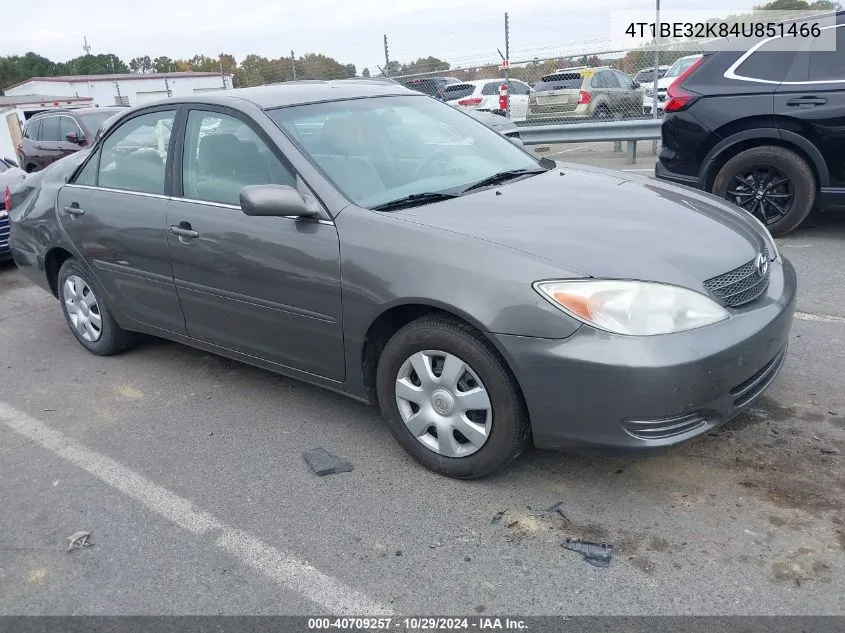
516,118,663,165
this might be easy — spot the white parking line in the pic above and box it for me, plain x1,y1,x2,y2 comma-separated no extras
0,402,393,615
795,311,845,324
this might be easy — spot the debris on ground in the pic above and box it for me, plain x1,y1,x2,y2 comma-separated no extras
820,447,840,455
302,448,354,476
563,538,613,568
490,509,507,524
546,501,569,522
66,531,92,552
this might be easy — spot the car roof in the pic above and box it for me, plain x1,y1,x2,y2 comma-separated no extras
216,79,417,109
30,106,126,120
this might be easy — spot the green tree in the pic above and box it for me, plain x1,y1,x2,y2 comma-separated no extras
361,67,371,77
400,56,450,75
153,56,176,73
56,53,129,75
128,55,153,74
0,52,56,90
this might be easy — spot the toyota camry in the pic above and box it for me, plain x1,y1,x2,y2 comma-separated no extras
9,79,796,479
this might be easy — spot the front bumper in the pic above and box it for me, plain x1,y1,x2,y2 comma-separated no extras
494,258,797,451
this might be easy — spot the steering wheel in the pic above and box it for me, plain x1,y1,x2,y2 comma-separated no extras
411,151,455,180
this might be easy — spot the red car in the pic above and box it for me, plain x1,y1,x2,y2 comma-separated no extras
16,107,125,173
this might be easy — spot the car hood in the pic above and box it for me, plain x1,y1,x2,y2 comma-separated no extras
392,164,768,290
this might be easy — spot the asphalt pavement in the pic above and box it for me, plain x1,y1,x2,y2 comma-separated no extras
1,171,844,616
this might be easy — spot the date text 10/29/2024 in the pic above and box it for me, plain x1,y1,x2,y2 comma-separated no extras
625,21,823,39
308,618,528,631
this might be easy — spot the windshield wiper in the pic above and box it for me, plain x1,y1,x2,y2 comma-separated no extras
370,192,461,212
460,168,548,194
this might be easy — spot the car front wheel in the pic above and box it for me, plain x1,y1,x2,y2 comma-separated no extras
58,258,134,355
376,316,530,479
712,146,816,237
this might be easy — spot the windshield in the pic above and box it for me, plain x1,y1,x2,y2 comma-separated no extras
268,95,541,209
78,111,119,134
664,56,700,79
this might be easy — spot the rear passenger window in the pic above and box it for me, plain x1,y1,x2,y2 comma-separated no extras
508,81,530,95
23,120,39,140
97,110,175,195
40,117,61,142
591,72,612,89
734,39,800,82
442,84,475,101
807,25,845,81
481,82,500,96
182,110,296,206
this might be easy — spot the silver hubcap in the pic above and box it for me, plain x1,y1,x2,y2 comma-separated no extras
395,350,492,458
63,275,102,342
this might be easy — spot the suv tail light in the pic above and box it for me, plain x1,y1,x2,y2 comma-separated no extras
664,57,705,113
3,186,10,213
457,97,483,106
578,90,592,105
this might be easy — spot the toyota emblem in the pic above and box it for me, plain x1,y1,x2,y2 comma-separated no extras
755,252,769,278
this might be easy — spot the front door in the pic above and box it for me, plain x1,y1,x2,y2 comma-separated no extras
57,107,186,334
35,115,79,169
167,107,345,381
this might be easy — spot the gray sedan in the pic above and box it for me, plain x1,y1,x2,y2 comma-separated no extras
9,80,796,478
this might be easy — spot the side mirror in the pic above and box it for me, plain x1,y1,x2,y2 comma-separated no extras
632,81,640,89
65,132,82,144
239,184,319,219
507,136,524,147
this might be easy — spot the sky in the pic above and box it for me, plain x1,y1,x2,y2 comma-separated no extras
4,0,759,74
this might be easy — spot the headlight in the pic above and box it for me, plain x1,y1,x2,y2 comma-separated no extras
533,280,729,336
745,213,781,262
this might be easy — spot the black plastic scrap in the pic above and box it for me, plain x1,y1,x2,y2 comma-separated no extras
547,501,568,522
302,448,354,476
563,538,613,568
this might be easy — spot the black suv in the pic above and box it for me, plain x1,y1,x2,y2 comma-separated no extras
17,107,125,173
401,76,459,101
656,12,844,236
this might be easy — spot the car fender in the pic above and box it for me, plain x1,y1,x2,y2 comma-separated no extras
699,128,829,190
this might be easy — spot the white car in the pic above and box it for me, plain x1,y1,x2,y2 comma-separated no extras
642,55,703,115
442,78,533,122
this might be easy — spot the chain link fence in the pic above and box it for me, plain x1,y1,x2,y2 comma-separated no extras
384,48,704,127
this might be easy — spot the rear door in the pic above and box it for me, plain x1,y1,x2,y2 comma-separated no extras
57,107,186,334
506,80,531,120
167,107,345,380
612,70,641,116
774,22,845,188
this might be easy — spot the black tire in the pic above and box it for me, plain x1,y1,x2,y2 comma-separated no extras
593,105,611,120
712,146,816,237
58,258,134,356
376,316,530,479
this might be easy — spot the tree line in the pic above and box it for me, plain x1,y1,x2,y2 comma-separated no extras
0,51,361,92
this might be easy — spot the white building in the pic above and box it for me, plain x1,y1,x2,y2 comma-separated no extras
4,72,234,108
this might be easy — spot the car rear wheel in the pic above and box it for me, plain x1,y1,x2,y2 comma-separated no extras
593,105,611,120
375,316,529,479
712,146,816,237
58,259,134,356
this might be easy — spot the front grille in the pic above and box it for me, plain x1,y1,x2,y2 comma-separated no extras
0,213,9,251
703,248,769,307
731,346,787,408
622,412,709,440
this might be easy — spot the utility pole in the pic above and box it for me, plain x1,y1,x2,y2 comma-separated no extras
504,12,510,118
652,0,660,118
291,50,297,80
383,34,390,77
